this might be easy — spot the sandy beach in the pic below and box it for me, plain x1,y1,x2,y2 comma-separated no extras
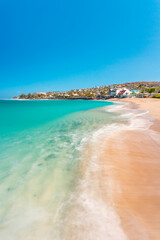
101,98,160,239
109,97,160,121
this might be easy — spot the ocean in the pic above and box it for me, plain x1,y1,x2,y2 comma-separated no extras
0,100,127,240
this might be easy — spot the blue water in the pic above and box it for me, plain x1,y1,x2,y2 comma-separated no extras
0,100,125,240
0,100,113,137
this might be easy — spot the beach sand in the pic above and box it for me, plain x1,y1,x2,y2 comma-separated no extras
100,98,160,239
109,97,160,121
57,98,160,240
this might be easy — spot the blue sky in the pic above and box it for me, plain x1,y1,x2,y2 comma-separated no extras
0,0,160,98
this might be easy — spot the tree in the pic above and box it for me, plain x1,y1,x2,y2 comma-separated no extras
27,93,32,99
146,88,156,93
153,94,160,98
138,84,142,89
19,94,27,99
86,93,93,98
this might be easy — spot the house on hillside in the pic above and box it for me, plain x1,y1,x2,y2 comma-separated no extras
116,88,131,97
107,88,118,97
36,92,46,95
131,90,140,96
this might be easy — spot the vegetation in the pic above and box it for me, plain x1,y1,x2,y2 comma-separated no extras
152,94,160,98
19,94,27,99
145,88,156,93
15,81,160,100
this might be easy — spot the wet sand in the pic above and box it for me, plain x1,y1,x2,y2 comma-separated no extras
101,99,160,239
63,99,160,239
109,98,160,121
51,99,160,239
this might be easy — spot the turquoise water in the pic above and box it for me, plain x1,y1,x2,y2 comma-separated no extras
0,100,113,137
0,100,124,240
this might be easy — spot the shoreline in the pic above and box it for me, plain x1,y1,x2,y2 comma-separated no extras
99,100,160,239
52,97,160,239
65,99,160,239
1,98,160,239
106,97,160,121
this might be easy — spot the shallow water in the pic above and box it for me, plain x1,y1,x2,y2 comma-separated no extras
0,100,127,240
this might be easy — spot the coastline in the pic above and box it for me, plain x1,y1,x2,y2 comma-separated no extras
98,99,160,239
52,98,160,239
61,98,160,239
1,98,160,239
107,97,160,121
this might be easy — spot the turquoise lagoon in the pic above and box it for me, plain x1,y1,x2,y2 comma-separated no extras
0,100,125,240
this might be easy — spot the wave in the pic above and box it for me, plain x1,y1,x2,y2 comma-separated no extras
0,101,157,240
61,101,157,240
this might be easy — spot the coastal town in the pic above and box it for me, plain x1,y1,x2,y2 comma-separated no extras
14,81,160,100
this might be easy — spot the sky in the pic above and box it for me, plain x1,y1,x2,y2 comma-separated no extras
0,0,160,98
